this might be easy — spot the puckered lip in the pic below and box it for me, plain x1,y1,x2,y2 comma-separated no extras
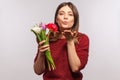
62,21,68,25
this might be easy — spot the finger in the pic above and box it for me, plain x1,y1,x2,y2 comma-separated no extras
38,40,46,46
40,44,49,49
63,29,71,32
63,30,73,36
39,47,49,53
73,31,77,36
61,31,64,35
73,31,76,36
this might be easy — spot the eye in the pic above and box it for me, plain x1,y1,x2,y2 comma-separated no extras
68,13,73,16
58,12,64,15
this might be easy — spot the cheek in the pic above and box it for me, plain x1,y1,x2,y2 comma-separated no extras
56,17,62,24
57,16,62,21
69,18,74,26
56,18,61,27
70,17,74,22
56,18,59,24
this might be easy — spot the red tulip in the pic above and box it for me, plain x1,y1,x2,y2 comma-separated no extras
46,23,58,32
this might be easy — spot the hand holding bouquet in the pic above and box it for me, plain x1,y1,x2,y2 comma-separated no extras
31,23,58,71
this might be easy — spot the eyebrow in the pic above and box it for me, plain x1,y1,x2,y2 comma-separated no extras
58,10,73,13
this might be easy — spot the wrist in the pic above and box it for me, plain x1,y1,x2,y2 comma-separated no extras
67,39,74,44
38,49,45,57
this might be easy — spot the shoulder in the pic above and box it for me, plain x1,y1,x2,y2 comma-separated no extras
78,32,89,40
77,32,89,45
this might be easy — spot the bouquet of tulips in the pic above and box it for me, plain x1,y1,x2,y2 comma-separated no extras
31,23,58,71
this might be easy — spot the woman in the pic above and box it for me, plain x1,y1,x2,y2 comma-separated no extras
34,2,89,80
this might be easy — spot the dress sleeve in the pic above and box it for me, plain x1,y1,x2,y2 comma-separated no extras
75,33,89,70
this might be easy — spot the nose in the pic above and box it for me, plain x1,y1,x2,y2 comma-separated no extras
64,14,68,19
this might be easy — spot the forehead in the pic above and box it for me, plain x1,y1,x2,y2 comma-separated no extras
58,5,73,12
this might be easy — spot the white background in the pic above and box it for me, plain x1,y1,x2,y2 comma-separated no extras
0,0,120,80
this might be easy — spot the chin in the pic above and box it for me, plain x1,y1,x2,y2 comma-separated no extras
61,25,71,29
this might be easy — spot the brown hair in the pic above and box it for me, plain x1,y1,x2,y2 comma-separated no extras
49,2,79,42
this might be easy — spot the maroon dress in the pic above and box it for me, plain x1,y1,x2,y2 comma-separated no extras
35,32,89,80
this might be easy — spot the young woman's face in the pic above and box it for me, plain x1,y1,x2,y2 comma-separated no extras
56,5,74,30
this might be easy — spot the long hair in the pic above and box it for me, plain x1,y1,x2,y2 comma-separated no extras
49,2,79,42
